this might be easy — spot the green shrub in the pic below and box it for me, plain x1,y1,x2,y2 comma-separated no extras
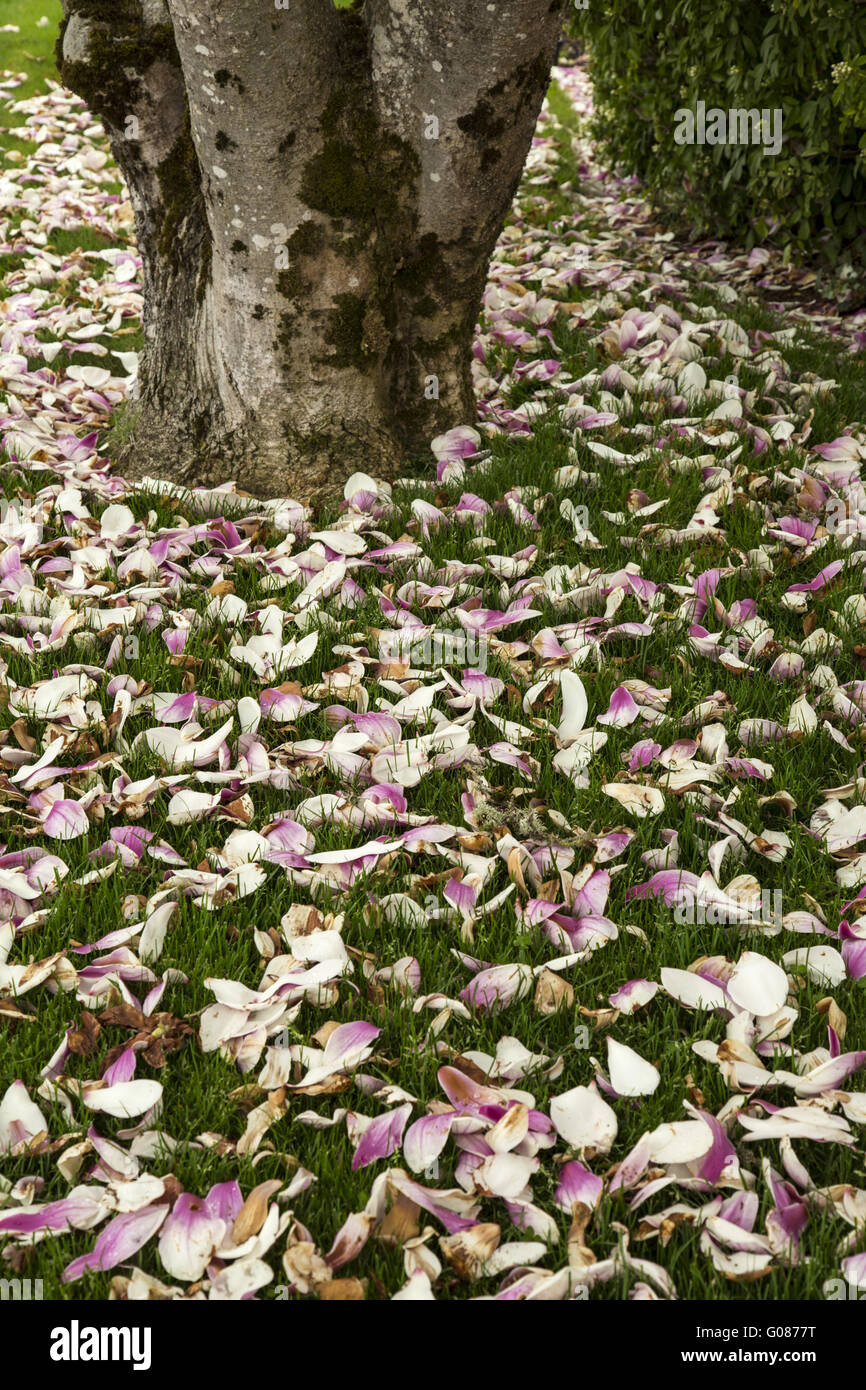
567,0,866,264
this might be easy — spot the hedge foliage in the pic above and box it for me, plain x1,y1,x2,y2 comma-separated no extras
567,0,866,263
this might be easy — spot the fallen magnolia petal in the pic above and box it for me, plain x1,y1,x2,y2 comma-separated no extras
136,902,178,965
384,1170,481,1234
439,1222,501,1279
603,783,665,818
609,978,658,1014
158,1191,226,1281
606,1038,660,1097
727,951,789,1016
788,695,817,734
660,967,728,1013
554,1160,603,1212
208,1256,274,1300
598,686,642,728
82,1079,164,1118
550,1084,618,1153
62,1204,168,1282
392,1270,436,1300
738,1106,854,1145
132,717,234,770
646,1121,714,1165
289,1019,380,1089
556,669,588,745
404,1112,455,1175
0,1080,48,1152
781,946,847,987
351,1103,413,1171
42,799,90,841
794,1051,866,1097
325,1211,375,1270
553,731,608,783
841,1253,866,1291
0,1189,108,1236
485,1102,530,1154
474,1152,538,1199
482,1240,549,1277
166,789,223,824
459,963,533,1012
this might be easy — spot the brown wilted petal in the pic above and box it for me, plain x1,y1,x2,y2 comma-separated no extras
439,1223,501,1281
232,1178,283,1243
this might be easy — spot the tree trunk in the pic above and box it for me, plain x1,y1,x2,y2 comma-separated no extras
57,0,565,500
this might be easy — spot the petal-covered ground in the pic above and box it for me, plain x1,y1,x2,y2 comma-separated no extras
2,31,866,1301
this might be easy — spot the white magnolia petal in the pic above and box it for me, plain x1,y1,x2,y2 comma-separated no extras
606,1038,660,1097
727,951,789,1016
550,1083,618,1153
557,669,588,745
83,1080,164,1118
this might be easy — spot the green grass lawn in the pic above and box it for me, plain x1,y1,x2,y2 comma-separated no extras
0,0,62,109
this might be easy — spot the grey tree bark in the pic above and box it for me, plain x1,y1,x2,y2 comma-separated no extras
57,0,565,500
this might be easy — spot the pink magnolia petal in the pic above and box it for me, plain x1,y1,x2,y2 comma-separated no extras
351,1103,412,1171
598,686,641,727
609,978,658,1014
554,1160,603,1212
158,1192,226,1281
404,1112,455,1174
43,799,89,840
62,1205,167,1282
459,963,533,1012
